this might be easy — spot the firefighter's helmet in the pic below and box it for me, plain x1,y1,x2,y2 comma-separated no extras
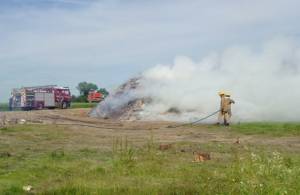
218,91,225,96
225,92,231,97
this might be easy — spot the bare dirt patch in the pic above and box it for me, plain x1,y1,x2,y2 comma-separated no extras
1,109,299,152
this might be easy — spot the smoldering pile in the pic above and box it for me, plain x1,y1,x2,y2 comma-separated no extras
90,77,186,121
90,77,152,120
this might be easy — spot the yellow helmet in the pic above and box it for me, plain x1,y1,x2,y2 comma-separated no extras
218,91,225,96
225,92,231,97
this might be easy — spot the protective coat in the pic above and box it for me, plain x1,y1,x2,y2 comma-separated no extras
219,96,235,125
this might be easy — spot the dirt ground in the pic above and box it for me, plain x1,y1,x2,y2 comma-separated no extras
0,108,299,152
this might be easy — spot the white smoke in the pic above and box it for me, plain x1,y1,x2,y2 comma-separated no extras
136,37,300,122
92,37,300,122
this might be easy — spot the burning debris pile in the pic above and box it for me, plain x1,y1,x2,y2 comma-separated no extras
90,78,152,120
90,75,200,121
90,75,191,121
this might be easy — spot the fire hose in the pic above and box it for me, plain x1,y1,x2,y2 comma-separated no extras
167,109,220,128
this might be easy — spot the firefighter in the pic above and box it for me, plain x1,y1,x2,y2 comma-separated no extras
223,93,235,126
217,91,226,125
218,91,235,126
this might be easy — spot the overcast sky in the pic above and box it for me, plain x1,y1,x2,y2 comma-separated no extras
0,0,300,101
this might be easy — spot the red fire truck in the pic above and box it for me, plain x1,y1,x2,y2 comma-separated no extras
10,85,71,110
87,90,103,103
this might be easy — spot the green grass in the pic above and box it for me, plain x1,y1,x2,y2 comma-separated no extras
231,122,300,136
70,102,98,109
0,103,9,111
0,125,299,194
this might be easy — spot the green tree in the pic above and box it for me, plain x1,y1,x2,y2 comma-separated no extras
76,82,98,97
98,88,109,98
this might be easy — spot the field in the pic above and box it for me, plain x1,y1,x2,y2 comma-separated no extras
0,109,299,194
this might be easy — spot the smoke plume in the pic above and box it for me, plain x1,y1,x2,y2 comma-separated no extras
93,38,300,122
